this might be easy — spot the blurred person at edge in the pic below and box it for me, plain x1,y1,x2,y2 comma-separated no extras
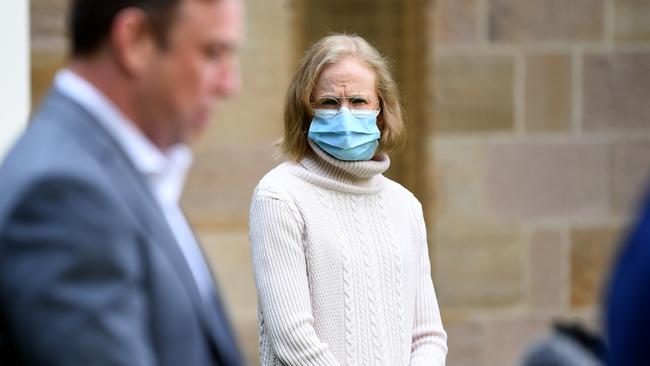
606,185,650,365
249,34,448,365
0,0,246,365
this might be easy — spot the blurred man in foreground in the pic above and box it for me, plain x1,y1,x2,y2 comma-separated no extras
0,0,245,364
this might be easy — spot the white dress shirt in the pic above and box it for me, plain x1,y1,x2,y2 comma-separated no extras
54,69,216,303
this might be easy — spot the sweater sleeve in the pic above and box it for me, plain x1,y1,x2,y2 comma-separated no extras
409,201,448,365
249,187,341,366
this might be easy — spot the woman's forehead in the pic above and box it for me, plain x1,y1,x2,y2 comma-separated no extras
313,58,377,96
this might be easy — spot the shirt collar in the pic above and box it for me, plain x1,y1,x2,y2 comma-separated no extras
54,69,193,204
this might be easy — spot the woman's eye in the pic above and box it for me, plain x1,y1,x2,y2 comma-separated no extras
320,98,339,106
351,98,367,105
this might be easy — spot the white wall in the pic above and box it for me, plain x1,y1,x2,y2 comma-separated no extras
0,1,29,160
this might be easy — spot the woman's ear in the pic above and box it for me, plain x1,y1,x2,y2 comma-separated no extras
109,8,155,77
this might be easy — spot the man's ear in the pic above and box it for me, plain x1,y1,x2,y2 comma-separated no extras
109,8,156,76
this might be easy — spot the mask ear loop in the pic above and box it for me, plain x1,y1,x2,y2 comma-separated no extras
376,98,384,143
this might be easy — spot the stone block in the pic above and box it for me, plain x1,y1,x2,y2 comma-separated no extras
612,141,650,215
525,54,572,132
30,0,69,50
433,0,479,44
486,141,610,220
231,315,259,365
434,217,525,308
488,0,605,43
445,320,485,366
430,138,490,220
615,0,650,42
528,229,568,308
583,53,650,131
198,230,257,311
31,50,66,106
434,54,514,132
570,225,622,308
201,58,286,143
183,143,279,227
483,315,551,366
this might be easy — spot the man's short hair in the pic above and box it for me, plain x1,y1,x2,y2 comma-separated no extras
68,0,183,56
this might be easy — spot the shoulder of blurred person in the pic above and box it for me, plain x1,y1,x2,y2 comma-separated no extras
0,0,245,365
521,322,606,366
606,185,650,365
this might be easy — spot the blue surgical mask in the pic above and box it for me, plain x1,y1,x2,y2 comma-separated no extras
308,107,381,161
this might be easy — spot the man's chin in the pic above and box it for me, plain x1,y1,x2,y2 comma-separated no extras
192,114,209,129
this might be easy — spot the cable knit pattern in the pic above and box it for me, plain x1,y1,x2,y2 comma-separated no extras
375,193,407,365
249,141,448,365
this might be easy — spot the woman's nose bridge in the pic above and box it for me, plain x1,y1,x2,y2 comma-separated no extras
337,97,356,109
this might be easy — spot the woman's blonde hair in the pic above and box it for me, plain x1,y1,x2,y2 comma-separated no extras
281,33,405,161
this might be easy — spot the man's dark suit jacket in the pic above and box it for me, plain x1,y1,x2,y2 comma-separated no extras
0,90,244,365
606,184,650,365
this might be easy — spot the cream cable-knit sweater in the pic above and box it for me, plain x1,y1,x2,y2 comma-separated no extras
249,142,447,365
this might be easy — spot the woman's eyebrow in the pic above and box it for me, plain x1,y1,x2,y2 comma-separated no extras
315,94,371,99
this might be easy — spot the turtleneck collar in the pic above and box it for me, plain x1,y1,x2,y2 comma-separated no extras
288,140,390,194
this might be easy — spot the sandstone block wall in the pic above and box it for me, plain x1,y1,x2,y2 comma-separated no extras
432,0,650,364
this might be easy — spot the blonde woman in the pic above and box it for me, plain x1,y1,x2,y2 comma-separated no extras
249,34,447,365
